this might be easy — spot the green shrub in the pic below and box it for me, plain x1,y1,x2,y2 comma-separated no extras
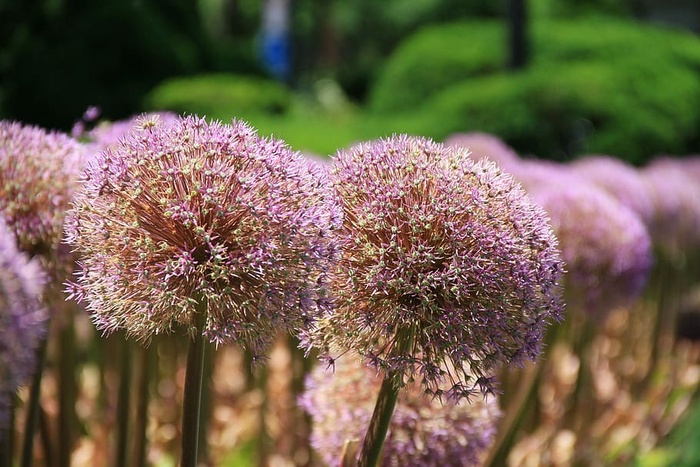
144,74,291,120
368,21,506,113
371,17,700,162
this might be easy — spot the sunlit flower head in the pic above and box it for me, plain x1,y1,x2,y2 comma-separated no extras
0,220,46,434
65,114,338,355
443,132,520,171
299,356,501,467
528,181,652,322
569,155,654,225
305,134,564,400
0,120,87,276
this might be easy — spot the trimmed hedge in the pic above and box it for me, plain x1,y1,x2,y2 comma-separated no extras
369,21,506,113
144,73,291,120
370,17,700,162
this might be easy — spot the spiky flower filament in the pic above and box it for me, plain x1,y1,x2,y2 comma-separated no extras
307,135,564,400
66,115,338,354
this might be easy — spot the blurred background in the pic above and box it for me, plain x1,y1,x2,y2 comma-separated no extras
1,0,699,163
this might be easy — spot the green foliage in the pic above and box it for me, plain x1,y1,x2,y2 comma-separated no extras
0,0,260,131
370,17,700,163
368,21,506,113
144,74,291,120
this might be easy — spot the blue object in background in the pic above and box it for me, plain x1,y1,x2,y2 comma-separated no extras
259,0,291,82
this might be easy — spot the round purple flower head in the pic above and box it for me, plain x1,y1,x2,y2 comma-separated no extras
528,182,653,322
306,135,564,400
299,357,501,467
641,159,700,255
0,120,87,276
569,155,654,225
443,132,520,171
0,220,46,434
65,115,338,354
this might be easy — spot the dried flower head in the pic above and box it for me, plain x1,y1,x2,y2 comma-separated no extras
65,115,338,354
569,155,654,225
0,120,87,276
305,135,564,400
0,220,47,433
299,357,501,467
528,181,652,322
443,132,520,171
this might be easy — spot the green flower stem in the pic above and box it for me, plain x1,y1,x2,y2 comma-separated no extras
115,335,133,467
1,394,16,467
58,309,76,467
181,302,208,467
133,345,153,467
356,371,401,467
21,336,48,467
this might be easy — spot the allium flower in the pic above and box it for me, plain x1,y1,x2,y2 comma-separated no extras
0,121,87,275
443,132,520,171
65,115,338,354
569,155,654,225
85,112,180,152
641,159,700,255
528,182,652,322
306,135,564,400
0,220,47,433
507,159,577,191
299,357,501,467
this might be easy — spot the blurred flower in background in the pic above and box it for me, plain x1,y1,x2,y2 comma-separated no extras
0,121,87,277
517,163,652,322
0,219,46,435
299,356,501,467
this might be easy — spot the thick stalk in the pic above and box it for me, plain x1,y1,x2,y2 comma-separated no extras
132,344,153,467
180,302,207,467
115,335,133,467
356,372,400,467
1,394,16,467
58,309,76,467
21,337,49,467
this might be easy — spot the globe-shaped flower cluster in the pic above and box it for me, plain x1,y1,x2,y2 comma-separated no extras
641,159,700,256
305,135,564,400
299,357,501,467
527,180,652,322
65,115,338,354
0,220,46,433
0,120,87,276
443,132,520,171
569,155,654,225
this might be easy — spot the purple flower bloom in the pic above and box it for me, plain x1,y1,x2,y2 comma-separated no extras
569,155,654,225
443,132,520,171
0,219,47,433
528,182,653,322
85,112,179,152
299,357,501,467
65,115,338,354
641,158,700,255
0,120,87,276
305,135,564,399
